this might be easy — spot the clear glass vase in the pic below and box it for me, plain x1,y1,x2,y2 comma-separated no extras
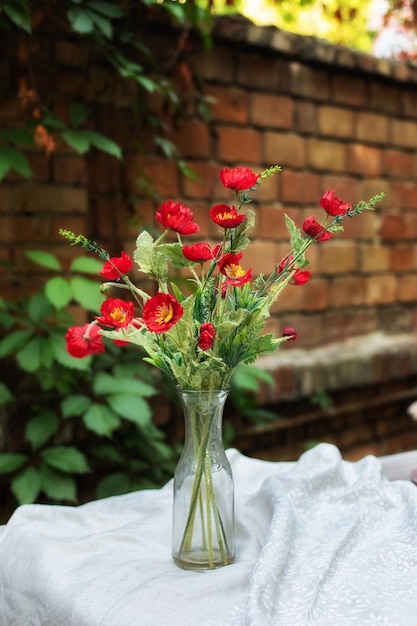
172,388,235,571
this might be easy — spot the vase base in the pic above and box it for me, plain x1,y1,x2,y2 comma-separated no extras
173,549,234,571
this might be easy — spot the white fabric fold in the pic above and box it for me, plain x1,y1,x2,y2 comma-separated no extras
1,444,417,625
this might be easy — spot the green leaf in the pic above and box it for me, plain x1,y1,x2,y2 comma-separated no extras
61,130,91,154
89,10,112,37
0,145,31,179
93,372,156,397
83,403,121,436
3,3,32,33
70,256,103,274
88,2,124,18
16,337,42,372
96,472,132,499
90,443,125,465
49,332,93,371
67,7,94,33
0,129,34,145
106,394,151,425
0,330,33,358
45,277,72,309
25,412,59,449
0,453,28,474
25,250,62,270
0,382,13,404
39,465,77,502
69,103,88,128
40,446,90,474
11,467,41,504
28,292,53,323
70,276,103,311
83,130,122,159
158,242,191,269
61,394,92,418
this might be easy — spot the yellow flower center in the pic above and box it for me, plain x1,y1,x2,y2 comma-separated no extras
110,307,128,324
156,303,174,325
219,211,234,220
225,263,245,279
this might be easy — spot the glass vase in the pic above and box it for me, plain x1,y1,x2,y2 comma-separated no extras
172,388,235,571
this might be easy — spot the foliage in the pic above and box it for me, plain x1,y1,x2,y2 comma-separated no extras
0,0,212,181
0,251,178,509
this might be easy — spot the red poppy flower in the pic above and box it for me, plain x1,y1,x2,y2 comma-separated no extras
156,200,199,235
282,327,297,342
219,166,260,191
96,298,135,329
142,293,183,333
290,269,311,285
99,251,133,280
198,323,216,351
320,190,351,216
65,323,105,358
219,252,252,286
303,216,332,242
209,204,246,229
182,242,214,263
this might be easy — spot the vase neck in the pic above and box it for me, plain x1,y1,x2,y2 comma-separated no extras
177,388,229,451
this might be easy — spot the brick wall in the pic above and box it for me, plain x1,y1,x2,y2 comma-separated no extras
2,13,417,436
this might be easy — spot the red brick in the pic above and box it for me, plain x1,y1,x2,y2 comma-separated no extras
257,205,291,240
398,274,417,302
11,184,88,214
320,175,360,206
382,150,414,179
391,181,417,210
237,53,284,90
295,101,316,134
250,93,293,129
243,240,279,277
332,75,366,108
318,241,358,274
358,179,391,209
53,156,87,185
55,41,88,67
380,214,408,241
263,132,305,168
359,244,390,272
203,86,248,124
281,170,320,204
302,278,330,311
390,246,416,271
123,156,179,197
190,48,234,83
289,63,331,101
363,274,397,305
347,144,382,176
356,112,389,144
308,138,346,172
368,81,400,114
391,119,417,149
317,105,354,138
329,277,366,307
216,126,261,163
182,161,223,200
280,313,323,347
165,120,211,158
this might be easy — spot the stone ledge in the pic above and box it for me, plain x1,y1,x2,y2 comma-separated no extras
257,332,417,403
212,15,417,84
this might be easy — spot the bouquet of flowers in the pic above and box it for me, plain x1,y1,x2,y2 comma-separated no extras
61,165,382,391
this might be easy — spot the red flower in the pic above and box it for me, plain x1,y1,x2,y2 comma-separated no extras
182,242,214,263
219,166,260,191
156,200,199,235
209,204,246,229
282,327,297,342
320,190,351,216
290,269,311,285
142,293,183,333
198,323,216,351
303,216,332,242
96,298,134,329
65,323,105,358
99,251,133,280
219,252,252,286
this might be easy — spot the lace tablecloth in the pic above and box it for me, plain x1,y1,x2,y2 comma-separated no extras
1,443,417,626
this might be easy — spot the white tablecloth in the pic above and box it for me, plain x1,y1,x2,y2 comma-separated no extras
1,443,417,625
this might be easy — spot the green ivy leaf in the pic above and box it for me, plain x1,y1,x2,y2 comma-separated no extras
45,277,72,309
39,465,77,502
69,103,88,128
88,10,112,37
88,2,124,18
93,372,156,397
11,467,41,504
27,292,53,324
82,130,122,159
61,394,92,418
67,7,94,33
0,453,28,474
83,403,121,436
70,276,104,311
16,337,42,372
25,412,59,449
3,2,32,33
61,130,91,154
70,256,103,274
0,381,13,404
0,330,33,358
40,446,90,474
25,250,62,270
96,472,132,499
106,394,151,425
0,145,31,179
